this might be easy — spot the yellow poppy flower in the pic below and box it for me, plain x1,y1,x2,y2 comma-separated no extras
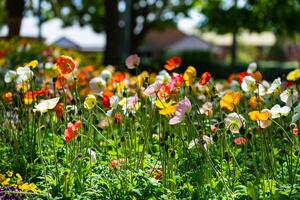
287,69,300,81
16,82,29,93
155,99,176,116
137,71,149,86
248,110,271,121
25,60,39,69
248,109,272,128
183,66,197,86
84,94,97,110
220,91,241,112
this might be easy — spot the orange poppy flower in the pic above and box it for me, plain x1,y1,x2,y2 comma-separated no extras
103,91,114,97
56,55,76,74
3,92,13,103
54,103,64,118
251,71,262,83
248,96,264,109
228,73,238,84
55,75,68,89
164,56,182,71
112,72,126,83
23,88,47,104
114,113,123,125
77,69,90,86
199,72,211,85
83,65,94,72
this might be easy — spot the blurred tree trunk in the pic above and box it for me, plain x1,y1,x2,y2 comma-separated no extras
231,32,237,67
231,0,238,67
5,0,25,38
104,0,121,65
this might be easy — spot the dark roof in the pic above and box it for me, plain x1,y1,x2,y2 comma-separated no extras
143,28,187,51
52,36,81,50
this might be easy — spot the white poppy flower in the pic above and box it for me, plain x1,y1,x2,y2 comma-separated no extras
203,135,214,150
225,112,245,133
292,103,300,122
247,62,257,73
280,89,298,107
156,70,171,84
241,76,256,92
199,102,213,117
106,95,120,117
15,66,34,83
33,97,60,113
255,80,269,96
188,139,199,149
4,70,17,83
88,149,97,164
100,70,112,82
188,136,213,151
270,104,291,119
267,78,281,95
89,76,106,92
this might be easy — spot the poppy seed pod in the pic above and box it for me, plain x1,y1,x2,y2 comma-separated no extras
290,123,297,129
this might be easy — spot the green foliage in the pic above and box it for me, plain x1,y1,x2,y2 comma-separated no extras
0,38,102,68
0,0,6,29
198,0,300,37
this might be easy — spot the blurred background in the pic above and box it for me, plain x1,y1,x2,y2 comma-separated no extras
1,0,300,79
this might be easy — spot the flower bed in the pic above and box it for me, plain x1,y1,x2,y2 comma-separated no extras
0,54,300,199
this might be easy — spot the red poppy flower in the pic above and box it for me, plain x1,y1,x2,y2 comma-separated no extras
293,128,298,136
0,50,5,59
64,120,81,142
102,91,113,108
102,95,110,108
157,84,171,100
238,72,250,84
233,137,247,145
56,55,76,74
199,72,211,85
112,72,126,83
286,81,295,88
164,56,182,71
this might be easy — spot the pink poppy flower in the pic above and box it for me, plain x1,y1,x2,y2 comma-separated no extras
143,81,162,96
125,54,140,69
169,97,191,125
168,74,184,91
